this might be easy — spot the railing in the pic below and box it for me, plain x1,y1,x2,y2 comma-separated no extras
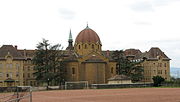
0,86,32,102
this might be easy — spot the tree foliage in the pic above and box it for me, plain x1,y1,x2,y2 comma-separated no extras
112,50,144,82
33,39,66,87
152,76,165,87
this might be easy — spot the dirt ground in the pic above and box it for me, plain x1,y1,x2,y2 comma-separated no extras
32,88,180,102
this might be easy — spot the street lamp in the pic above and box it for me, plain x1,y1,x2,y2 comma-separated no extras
47,78,49,90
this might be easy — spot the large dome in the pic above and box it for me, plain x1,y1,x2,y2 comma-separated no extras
75,26,101,44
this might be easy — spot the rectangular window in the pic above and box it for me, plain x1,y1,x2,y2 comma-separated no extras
0,72,3,77
6,64,13,68
30,81,33,86
111,67,114,74
28,73,30,78
16,64,20,69
0,63,2,69
165,70,167,74
28,66,30,71
9,64,12,68
6,73,9,77
28,60,31,64
7,73,12,78
72,68,75,74
154,70,156,74
32,73,34,78
16,72,19,77
164,63,166,67
9,73,12,78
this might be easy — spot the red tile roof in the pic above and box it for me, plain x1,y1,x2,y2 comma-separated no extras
75,27,101,44
124,49,141,56
0,45,24,59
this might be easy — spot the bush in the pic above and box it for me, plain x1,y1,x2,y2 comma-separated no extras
152,76,165,87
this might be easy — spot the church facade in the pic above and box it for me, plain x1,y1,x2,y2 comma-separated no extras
0,25,170,87
64,25,116,84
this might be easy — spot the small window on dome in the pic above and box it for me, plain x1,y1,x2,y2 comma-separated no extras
85,44,87,49
92,44,94,49
78,45,81,49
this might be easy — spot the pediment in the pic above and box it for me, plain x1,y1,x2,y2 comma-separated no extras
79,52,108,63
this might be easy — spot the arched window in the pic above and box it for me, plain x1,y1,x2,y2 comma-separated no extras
92,44,94,49
85,44,87,49
6,73,9,77
72,68,75,74
111,67,114,74
78,45,81,49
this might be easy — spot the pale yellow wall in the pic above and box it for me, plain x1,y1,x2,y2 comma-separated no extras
0,56,38,87
67,62,106,84
23,59,37,86
83,63,106,84
65,53,117,84
68,61,117,84
66,62,79,81
142,59,170,82
74,42,102,56
104,61,116,83
0,49,170,87
0,57,24,87
108,62,117,77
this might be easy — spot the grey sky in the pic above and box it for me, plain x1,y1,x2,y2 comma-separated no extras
0,0,180,68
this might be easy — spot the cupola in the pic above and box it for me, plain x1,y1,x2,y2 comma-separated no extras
74,25,102,55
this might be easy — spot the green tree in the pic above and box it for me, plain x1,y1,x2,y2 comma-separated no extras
33,39,65,89
152,76,165,87
112,50,144,82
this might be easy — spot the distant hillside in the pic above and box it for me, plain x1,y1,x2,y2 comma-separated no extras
170,67,180,78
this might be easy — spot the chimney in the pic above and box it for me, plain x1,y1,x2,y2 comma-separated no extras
15,45,17,49
24,49,26,57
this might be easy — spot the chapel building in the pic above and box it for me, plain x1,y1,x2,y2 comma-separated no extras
0,25,170,87
64,25,116,84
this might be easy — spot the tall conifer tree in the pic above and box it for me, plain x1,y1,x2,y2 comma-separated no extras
33,39,65,88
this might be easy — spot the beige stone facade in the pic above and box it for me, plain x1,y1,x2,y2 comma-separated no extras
142,57,170,82
0,26,171,87
0,45,24,87
65,53,116,84
65,26,116,84
125,48,170,83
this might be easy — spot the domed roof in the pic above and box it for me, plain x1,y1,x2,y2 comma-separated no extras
75,26,101,44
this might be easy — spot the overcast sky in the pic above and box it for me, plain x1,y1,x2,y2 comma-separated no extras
0,0,180,68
